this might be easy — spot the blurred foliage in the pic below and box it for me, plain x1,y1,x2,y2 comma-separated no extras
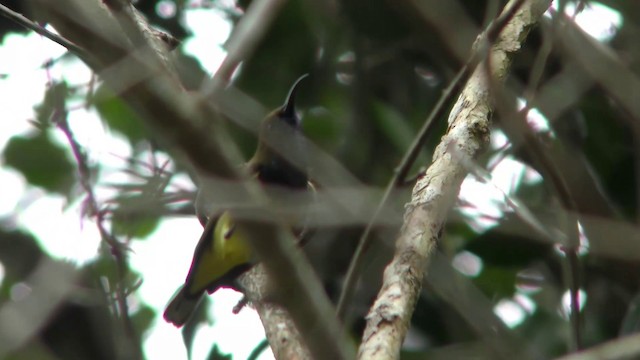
1,0,640,359
0,225,123,359
93,86,148,145
3,130,75,195
0,228,43,297
206,345,233,360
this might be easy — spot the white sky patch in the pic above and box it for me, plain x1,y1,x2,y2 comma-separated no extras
460,97,548,231
459,156,528,230
491,129,509,149
66,107,134,174
0,169,26,217
565,2,622,41
494,298,527,328
156,0,178,19
0,30,67,75
452,251,483,277
182,8,232,74
0,33,56,148
546,1,623,42
193,289,272,360
16,195,101,264
561,289,587,319
130,217,204,309
50,57,94,89
514,293,537,314
144,322,189,360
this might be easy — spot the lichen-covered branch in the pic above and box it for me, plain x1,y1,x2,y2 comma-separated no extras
357,1,551,359
240,266,312,360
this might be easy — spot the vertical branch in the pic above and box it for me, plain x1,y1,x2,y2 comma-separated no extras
357,1,551,358
336,0,536,321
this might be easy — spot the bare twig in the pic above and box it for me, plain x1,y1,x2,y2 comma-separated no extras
55,104,141,359
0,3,95,66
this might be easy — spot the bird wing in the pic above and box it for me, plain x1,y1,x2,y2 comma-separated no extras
182,211,252,296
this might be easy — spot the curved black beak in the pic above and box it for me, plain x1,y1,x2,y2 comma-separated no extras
282,74,309,119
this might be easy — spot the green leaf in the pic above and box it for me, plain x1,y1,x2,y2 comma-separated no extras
132,304,156,337
87,254,120,287
93,86,147,144
3,130,75,195
111,212,160,239
206,345,232,360
0,228,45,299
473,265,518,299
302,106,343,149
465,218,550,267
371,101,415,155
247,339,270,360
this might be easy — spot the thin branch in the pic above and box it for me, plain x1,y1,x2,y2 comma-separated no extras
55,105,142,359
0,3,94,66
554,11,640,124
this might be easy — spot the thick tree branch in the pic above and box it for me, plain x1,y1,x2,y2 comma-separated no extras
357,1,551,358
240,266,312,359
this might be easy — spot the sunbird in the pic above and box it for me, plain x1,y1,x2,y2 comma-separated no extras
163,75,312,327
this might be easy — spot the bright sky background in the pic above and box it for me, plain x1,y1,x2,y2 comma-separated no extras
0,1,623,359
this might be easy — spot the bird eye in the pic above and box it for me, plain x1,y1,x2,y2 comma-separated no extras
223,224,236,240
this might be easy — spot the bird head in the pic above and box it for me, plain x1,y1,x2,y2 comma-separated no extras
260,74,307,133
251,75,309,188
249,75,307,187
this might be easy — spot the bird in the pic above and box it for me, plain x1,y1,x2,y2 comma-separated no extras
163,75,312,327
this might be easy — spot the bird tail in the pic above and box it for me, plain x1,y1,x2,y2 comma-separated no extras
163,286,202,327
